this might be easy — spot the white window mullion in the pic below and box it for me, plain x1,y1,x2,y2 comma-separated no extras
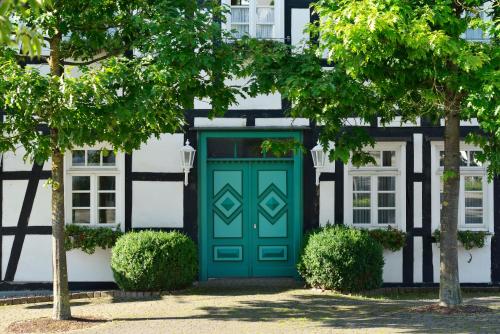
249,0,256,37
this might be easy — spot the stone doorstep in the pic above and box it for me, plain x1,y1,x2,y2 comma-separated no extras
0,290,164,306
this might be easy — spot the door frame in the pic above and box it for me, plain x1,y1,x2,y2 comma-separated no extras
198,130,303,280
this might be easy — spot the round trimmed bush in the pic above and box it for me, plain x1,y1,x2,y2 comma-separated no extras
297,226,384,292
111,231,197,291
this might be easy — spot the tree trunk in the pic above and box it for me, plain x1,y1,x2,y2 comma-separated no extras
51,145,71,320
49,33,72,320
439,98,462,307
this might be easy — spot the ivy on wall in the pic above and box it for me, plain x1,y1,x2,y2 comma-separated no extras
64,224,123,254
432,230,490,250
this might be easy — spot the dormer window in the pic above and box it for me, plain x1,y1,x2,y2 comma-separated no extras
224,0,282,40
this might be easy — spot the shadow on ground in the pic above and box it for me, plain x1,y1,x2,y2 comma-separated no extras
109,289,500,333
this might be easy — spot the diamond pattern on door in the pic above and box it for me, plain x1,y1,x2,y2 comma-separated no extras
258,184,287,224
214,185,242,221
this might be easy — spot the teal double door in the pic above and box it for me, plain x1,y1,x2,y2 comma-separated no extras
207,161,296,277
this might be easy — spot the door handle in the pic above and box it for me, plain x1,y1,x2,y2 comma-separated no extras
253,224,257,229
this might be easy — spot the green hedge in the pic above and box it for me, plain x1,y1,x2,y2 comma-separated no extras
298,226,384,292
111,231,197,291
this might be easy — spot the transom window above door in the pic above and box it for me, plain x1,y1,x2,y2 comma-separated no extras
224,0,282,40
207,137,293,159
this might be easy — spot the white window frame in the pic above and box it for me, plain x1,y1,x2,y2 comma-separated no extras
344,142,406,230
64,144,125,229
222,0,284,41
431,142,494,232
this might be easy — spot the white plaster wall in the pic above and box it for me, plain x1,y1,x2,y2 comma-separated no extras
413,236,423,283
14,235,52,281
432,240,492,283
29,181,52,226
413,133,423,173
2,180,27,227
2,147,51,171
194,78,282,110
254,118,309,127
413,182,423,229
291,8,310,48
194,118,246,128
132,133,184,173
1,236,14,280
383,249,403,283
319,181,335,226
132,181,183,228
378,116,421,127
67,248,114,282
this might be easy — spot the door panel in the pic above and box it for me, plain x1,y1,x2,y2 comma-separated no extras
251,163,295,277
207,161,295,278
207,163,250,277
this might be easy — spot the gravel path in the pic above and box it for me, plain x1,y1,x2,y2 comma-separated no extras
1,287,499,333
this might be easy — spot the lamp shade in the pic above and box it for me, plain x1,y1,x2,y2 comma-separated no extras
180,140,196,170
311,141,326,168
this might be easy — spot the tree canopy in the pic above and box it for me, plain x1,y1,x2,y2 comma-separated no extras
0,0,245,161
245,0,498,174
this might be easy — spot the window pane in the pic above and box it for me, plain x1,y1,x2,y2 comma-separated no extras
256,24,273,38
238,138,266,158
469,151,482,167
72,176,90,190
368,151,381,166
99,176,116,190
378,209,396,224
231,7,249,23
257,0,273,5
72,209,90,224
353,176,370,191
382,151,396,167
460,150,468,166
378,193,395,207
72,150,85,166
465,192,483,208
102,151,116,166
99,209,115,224
465,176,482,191
353,193,370,207
232,0,249,5
378,176,395,191
207,138,235,158
72,193,90,207
99,193,116,207
353,209,370,224
256,7,274,24
232,24,249,38
465,208,483,224
87,150,101,166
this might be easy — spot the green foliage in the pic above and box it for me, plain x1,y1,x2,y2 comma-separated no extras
433,229,490,250
297,225,384,292
0,0,248,164
367,226,407,252
111,231,197,291
0,0,44,55
64,224,123,254
244,0,499,176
